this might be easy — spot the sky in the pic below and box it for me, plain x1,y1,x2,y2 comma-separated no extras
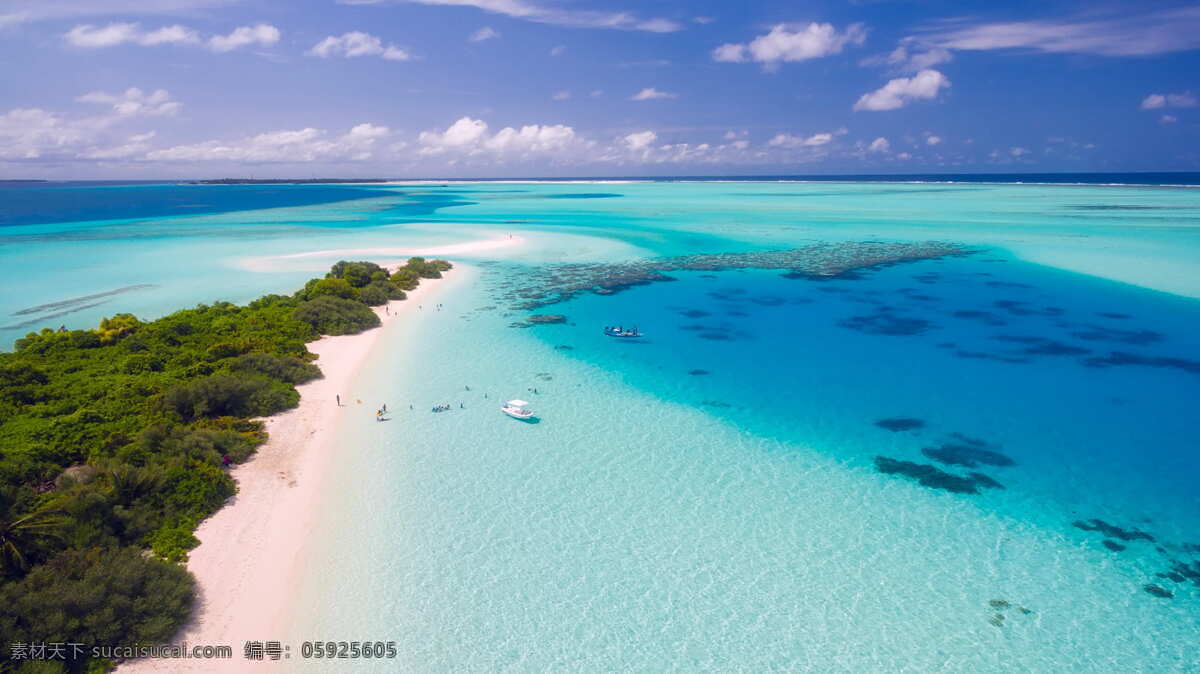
0,0,1198,178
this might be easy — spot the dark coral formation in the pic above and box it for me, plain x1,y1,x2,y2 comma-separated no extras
1102,540,1127,552
1082,351,1200,375
1072,519,1155,542
688,369,710,376
951,310,1007,326
968,472,1005,490
526,314,567,325
992,300,1063,317
874,417,925,432
1143,584,1174,599
921,440,1015,468
839,311,935,336
987,599,1033,627
1160,559,1200,587
494,241,973,310
992,335,1091,356
1069,325,1162,346
873,456,981,494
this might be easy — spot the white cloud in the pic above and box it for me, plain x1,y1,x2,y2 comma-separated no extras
713,23,867,69
64,22,278,52
853,69,950,111
864,37,951,73
364,0,682,33
147,123,391,162
623,130,657,151
1140,92,1197,110
209,23,280,52
0,88,184,161
78,131,157,160
550,44,566,56
693,16,714,25
1,11,32,28
552,90,571,101
77,88,181,117
309,32,411,61
630,87,677,101
416,117,591,160
468,26,500,42
1010,146,1030,157
1160,114,1178,124
768,128,846,148
920,7,1200,57
867,137,890,153
0,108,87,159
589,90,604,98
65,22,198,48
925,134,942,146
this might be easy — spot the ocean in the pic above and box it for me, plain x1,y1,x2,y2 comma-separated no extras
2,177,1198,670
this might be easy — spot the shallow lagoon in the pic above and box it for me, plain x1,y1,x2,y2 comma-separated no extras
3,180,1199,669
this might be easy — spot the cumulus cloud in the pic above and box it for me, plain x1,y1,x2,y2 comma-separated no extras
552,90,571,101
468,26,499,41
630,87,677,101
309,32,411,61
1160,114,1178,124
549,44,566,56
1140,92,1197,110
919,7,1200,57
147,123,391,162
209,23,280,52
867,137,890,153
76,88,181,117
359,0,682,33
1,87,184,161
768,128,846,148
1010,146,1030,157
623,130,657,151
416,116,591,160
853,69,949,111
712,22,867,69
65,22,199,47
65,22,278,52
925,134,942,146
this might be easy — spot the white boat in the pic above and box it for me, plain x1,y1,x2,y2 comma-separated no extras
501,399,536,421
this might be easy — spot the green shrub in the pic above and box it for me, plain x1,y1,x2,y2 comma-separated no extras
0,547,193,650
291,296,380,336
327,260,387,288
296,277,358,301
228,352,321,384
162,374,298,422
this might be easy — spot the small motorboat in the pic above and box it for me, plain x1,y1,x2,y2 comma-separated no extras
603,326,643,338
501,399,536,421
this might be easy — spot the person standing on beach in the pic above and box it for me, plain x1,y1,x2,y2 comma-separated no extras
336,394,341,407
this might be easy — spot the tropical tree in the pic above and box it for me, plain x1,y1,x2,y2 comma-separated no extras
0,491,65,575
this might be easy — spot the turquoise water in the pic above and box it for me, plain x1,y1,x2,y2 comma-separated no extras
3,181,1199,669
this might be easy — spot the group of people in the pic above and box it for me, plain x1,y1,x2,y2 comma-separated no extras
431,403,461,412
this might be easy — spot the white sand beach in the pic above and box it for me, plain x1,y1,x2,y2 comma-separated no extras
122,254,478,671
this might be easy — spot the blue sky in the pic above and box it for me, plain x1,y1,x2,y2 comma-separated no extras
0,0,1197,178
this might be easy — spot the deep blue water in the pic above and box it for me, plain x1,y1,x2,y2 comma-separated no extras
513,251,1200,563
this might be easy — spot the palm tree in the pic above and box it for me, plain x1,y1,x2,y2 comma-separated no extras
0,493,65,575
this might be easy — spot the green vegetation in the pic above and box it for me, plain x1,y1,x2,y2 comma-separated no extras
0,257,450,670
